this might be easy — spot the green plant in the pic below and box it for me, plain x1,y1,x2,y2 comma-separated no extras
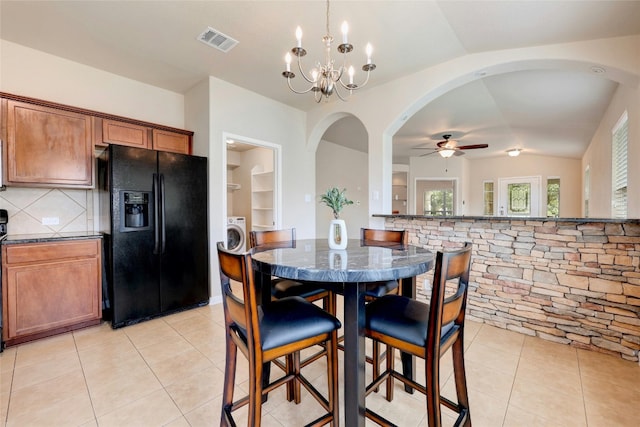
320,187,353,219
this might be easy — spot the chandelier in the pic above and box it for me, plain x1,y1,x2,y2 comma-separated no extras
282,0,376,102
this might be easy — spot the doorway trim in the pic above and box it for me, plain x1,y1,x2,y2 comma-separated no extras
222,132,282,231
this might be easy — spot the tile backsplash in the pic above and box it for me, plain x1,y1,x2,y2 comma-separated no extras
0,187,96,235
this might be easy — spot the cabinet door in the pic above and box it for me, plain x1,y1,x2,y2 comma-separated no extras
2,239,102,343
4,258,101,339
102,119,150,149
6,100,93,187
152,129,190,154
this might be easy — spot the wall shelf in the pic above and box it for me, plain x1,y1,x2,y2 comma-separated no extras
251,170,274,231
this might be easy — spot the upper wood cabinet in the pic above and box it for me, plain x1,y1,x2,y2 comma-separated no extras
5,100,94,188
100,118,150,149
152,129,190,154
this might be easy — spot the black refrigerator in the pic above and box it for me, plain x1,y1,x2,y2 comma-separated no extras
99,144,209,328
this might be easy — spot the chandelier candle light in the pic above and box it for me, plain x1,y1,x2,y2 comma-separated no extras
282,0,376,102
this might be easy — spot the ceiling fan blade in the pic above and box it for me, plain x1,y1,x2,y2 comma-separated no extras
419,151,439,157
457,144,489,150
454,150,465,156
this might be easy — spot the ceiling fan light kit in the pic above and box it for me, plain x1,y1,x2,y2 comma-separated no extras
282,0,376,103
507,148,521,157
439,148,456,158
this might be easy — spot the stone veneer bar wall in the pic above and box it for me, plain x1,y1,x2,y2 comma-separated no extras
379,215,640,362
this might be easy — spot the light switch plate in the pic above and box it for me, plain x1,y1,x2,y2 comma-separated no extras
42,217,60,225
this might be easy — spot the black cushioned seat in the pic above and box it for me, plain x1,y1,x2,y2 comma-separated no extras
272,279,330,301
364,280,400,298
260,296,341,351
366,295,456,348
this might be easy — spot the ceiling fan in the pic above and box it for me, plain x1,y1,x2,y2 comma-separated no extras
413,134,489,158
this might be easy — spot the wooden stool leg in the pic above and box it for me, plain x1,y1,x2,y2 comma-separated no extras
249,354,264,426
293,351,302,404
386,344,394,402
372,340,381,392
221,336,237,426
453,336,471,426
328,330,340,427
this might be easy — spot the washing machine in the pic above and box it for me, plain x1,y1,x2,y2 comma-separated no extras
227,216,247,253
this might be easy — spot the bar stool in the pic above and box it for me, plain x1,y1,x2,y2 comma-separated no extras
217,242,341,426
364,242,473,427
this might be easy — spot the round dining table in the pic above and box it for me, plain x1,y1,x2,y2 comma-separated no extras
252,238,435,427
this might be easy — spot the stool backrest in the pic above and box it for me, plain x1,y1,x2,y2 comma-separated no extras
429,242,473,356
250,228,296,249
360,228,408,246
216,241,261,351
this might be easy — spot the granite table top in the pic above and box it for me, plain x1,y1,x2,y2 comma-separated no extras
251,238,435,283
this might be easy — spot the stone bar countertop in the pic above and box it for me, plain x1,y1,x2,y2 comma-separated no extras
374,214,640,224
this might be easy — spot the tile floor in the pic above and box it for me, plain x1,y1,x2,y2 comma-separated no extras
1,302,639,427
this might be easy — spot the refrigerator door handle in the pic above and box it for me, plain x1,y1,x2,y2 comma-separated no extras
160,174,166,254
153,173,161,254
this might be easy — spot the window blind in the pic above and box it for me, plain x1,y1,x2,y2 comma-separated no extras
611,112,628,219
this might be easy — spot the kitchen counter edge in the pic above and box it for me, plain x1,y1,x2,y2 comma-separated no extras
1,232,103,245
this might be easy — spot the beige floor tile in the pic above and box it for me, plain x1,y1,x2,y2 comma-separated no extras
11,350,81,390
508,374,587,426
7,390,95,427
514,360,582,397
147,346,215,387
136,334,193,365
77,335,142,374
164,366,226,413
0,391,9,426
0,347,16,374
122,318,181,349
7,369,94,426
474,324,525,353
96,389,182,427
184,396,222,427
86,364,163,416
463,341,521,375
82,352,151,389
577,348,640,390
444,361,515,403
72,321,126,350
503,404,558,427
0,370,12,395
13,332,77,368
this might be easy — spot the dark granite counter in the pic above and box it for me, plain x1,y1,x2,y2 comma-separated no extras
1,232,102,245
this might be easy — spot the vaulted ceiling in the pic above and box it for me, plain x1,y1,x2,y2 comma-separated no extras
2,1,639,163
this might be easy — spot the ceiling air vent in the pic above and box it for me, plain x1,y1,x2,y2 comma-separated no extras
197,26,239,53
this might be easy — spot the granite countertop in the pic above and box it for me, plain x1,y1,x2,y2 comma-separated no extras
373,214,640,224
1,231,103,245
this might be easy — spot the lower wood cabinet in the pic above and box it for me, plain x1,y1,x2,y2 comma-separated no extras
1,238,102,346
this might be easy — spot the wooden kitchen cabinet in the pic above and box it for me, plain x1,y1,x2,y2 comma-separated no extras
5,100,94,188
152,128,191,154
1,239,102,346
99,118,150,149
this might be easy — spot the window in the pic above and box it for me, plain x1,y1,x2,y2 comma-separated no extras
424,189,453,216
547,178,560,217
584,166,590,217
483,181,494,215
611,112,628,219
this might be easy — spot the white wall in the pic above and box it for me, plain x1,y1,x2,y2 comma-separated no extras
0,40,184,128
583,83,640,218
468,154,582,217
315,140,369,238
409,155,469,215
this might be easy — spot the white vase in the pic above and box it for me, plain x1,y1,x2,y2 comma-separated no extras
328,219,348,250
